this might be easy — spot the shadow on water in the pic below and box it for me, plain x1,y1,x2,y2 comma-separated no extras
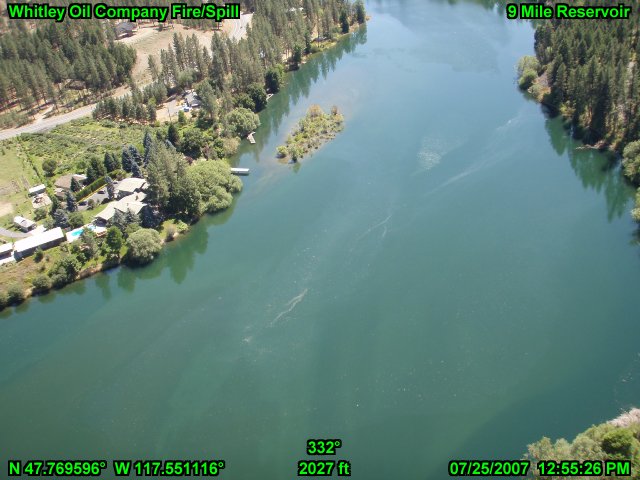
94,271,112,301
542,111,634,223
110,193,245,294
0,25,371,316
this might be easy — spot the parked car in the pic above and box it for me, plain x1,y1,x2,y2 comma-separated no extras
183,106,191,112
98,189,106,194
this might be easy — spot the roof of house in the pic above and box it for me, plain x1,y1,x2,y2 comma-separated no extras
0,243,13,254
117,177,147,194
14,228,64,254
185,92,201,105
124,202,147,215
95,193,148,222
55,174,87,190
115,22,137,34
14,216,36,228
28,184,46,195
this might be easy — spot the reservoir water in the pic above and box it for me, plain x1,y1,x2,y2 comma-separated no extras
2,1,640,478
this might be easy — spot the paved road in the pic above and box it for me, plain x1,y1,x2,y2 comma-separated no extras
0,104,95,141
228,13,253,42
0,227,28,239
0,17,252,142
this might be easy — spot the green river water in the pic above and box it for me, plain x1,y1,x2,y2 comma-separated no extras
2,1,640,478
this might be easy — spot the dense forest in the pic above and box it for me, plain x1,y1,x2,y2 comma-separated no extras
0,20,136,111
93,0,366,121
0,0,364,124
518,0,640,221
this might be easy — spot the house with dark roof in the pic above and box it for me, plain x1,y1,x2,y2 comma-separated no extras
116,178,147,199
115,21,137,39
54,174,87,199
14,216,36,232
94,192,148,226
184,92,201,108
0,243,13,260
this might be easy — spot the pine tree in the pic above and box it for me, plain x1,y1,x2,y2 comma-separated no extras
340,10,350,34
131,159,143,179
354,0,366,24
70,177,81,192
104,152,121,173
54,209,69,228
167,123,180,147
122,147,133,172
105,175,115,200
66,191,78,212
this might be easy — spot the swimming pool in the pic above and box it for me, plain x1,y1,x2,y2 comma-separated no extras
66,224,97,242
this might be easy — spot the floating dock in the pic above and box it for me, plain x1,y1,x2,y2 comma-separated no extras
247,132,256,144
230,168,250,176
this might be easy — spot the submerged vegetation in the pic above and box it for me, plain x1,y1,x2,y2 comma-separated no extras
276,105,344,162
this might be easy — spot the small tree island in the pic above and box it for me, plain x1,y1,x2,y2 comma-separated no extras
276,105,344,163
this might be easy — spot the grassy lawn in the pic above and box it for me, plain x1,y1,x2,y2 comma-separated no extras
0,244,65,289
0,118,161,239
0,143,41,223
18,118,154,179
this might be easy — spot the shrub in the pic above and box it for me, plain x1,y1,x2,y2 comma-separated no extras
126,228,162,265
32,274,52,293
276,146,288,158
265,64,285,93
517,55,540,76
42,159,58,177
34,208,47,220
125,222,141,237
175,220,189,233
34,248,44,262
0,290,8,310
225,107,260,137
519,69,538,90
165,224,177,241
68,212,85,229
48,255,81,288
104,226,124,256
222,137,240,157
6,283,25,305
206,187,233,213
601,429,638,459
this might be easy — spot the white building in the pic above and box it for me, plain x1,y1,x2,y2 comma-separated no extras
0,243,13,259
28,184,46,196
116,177,147,199
14,215,37,232
94,192,148,225
14,227,65,259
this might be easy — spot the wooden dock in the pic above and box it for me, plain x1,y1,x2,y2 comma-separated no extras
247,132,256,144
230,168,250,176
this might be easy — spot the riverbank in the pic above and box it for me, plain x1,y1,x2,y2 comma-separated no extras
518,57,640,223
0,17,369,314
525,408,640,475
2,2,640,477
0,145,242,313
